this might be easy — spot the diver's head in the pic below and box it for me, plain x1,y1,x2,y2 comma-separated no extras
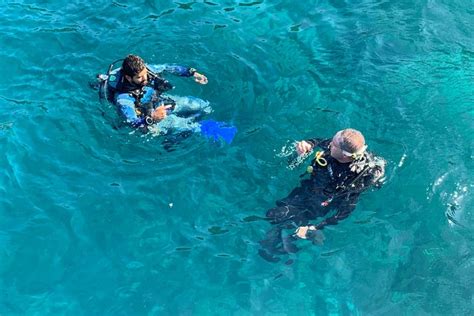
330,128,367,163
122,54,148,87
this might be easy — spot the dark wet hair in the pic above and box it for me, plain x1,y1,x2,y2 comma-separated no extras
121,54,146,77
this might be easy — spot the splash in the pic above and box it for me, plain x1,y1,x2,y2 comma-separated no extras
276,140,313,170
445,183,470,228
398,153,407,167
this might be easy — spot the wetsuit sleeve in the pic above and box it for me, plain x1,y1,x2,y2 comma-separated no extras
115,93,145,127
305,138,323,147
313,193,360,230
305,138,331,150
147,64,196,77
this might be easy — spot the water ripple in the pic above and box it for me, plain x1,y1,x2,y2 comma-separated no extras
1,0,473,314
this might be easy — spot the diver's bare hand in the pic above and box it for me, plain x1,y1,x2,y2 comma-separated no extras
193,72,208,85
295,141,313,155
151,105,173,121
295,225,316,239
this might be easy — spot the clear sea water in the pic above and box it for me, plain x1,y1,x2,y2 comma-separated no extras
1,1,473,315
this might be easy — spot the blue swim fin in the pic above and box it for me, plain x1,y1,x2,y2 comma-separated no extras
199,120,237,144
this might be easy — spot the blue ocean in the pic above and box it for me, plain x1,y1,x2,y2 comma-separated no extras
1,1,473,315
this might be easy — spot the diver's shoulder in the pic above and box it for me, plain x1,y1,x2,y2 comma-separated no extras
365,152,386,186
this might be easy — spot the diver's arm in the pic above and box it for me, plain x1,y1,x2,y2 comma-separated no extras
295,193,359,238
148,64,196,77
305,138,324,147
115,94,145,127
313,205,355,230
314,193,359,230
148,64,208,84
295,138,327,155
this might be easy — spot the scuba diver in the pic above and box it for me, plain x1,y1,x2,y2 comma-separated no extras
259,128,386,262
96,54,236,143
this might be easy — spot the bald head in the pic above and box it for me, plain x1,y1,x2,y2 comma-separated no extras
334,129,366,153
330,129,367,162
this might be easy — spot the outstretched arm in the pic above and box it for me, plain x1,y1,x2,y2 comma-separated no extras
147,64,208,84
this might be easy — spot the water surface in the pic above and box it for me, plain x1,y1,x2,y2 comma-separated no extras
0,0,473,315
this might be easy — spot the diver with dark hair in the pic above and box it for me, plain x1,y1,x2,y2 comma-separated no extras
96,54,237,144
102,54,210,131
259,129,385,262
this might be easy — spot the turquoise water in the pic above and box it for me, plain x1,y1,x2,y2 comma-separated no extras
1,0,473,314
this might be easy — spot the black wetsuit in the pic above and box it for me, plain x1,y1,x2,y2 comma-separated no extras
259,138,385,262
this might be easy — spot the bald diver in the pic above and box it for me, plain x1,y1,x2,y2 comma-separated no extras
259,129,386,262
